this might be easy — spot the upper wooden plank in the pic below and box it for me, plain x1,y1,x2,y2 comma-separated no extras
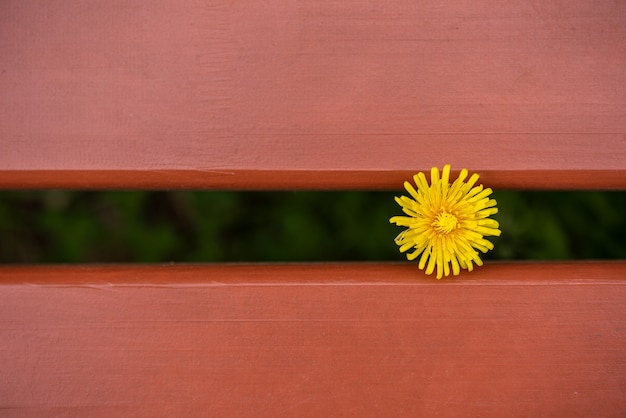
1,0,625,189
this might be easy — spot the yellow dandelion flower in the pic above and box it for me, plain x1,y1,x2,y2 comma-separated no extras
390,164,501,279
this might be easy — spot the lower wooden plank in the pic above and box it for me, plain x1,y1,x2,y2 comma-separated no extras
1,262,625,417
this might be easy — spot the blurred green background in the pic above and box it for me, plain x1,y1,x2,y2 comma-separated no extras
0,190,624,263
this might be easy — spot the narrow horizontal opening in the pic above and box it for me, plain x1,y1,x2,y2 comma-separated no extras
0,191,624,263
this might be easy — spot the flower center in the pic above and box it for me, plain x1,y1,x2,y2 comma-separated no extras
432,210,458,234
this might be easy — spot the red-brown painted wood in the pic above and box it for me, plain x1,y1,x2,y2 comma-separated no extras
2,1,625,189
1,262,625,417
1,1,625,415
1,168,626,190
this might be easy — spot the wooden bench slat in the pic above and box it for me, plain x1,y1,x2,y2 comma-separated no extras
2,0,625,189
2,168,626,190
1,262,625,417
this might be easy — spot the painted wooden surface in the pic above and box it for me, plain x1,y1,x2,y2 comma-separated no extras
2,1,625,416
2,0,626,189
1,263,625,417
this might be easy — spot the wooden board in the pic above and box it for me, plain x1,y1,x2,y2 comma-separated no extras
2,0,625,189
1,262,625,417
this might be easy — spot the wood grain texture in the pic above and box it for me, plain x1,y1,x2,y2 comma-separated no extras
1,262,625,417
1,0,625,189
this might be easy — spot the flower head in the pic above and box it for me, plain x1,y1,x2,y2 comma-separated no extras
390,165,501,279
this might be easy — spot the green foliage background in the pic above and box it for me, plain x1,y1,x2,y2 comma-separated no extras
0,191,624,263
